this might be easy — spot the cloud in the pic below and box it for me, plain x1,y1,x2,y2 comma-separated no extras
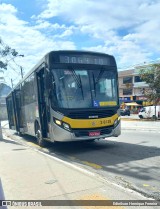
33,20,77,39
37,0,160,68
0,3,76,85
0,3,76,55
1,0,160,87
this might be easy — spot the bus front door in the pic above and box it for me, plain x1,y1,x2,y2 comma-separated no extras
14,89,23,133
36,69,49,138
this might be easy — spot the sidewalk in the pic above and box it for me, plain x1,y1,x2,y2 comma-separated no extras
0,132,157,209
121,114,140,121
121,120,160,132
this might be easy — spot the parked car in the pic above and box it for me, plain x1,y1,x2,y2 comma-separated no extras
120,109,130,116
138,106,160,119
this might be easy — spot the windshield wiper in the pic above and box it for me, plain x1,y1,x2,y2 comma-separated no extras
92,72,96,97
78,73,84,100
92,68,105,97
70,68,84,100
95,68,105,83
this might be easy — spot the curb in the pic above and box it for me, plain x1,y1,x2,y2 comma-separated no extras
122,128,160,132
121,118,160,122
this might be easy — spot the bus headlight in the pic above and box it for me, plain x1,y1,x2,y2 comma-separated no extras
114,116,121,127
55,119,62,126
53,117,71,131
63,122,70,131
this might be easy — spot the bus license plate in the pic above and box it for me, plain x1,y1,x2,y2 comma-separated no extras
89,131,100,137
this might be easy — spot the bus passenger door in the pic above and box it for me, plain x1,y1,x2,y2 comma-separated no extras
14,89,23,133
6,96,15,129
36,69,49,138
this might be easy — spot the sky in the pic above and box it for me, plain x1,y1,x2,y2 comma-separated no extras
0,0,160,86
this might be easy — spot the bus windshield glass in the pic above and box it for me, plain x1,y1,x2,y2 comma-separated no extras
51,68,118,109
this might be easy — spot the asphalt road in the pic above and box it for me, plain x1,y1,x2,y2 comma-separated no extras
2,125,160,200
47,130,160,200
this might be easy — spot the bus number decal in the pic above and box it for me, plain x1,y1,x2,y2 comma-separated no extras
100,120,112,125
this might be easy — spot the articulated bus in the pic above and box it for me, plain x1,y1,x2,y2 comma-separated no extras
6,50,121,146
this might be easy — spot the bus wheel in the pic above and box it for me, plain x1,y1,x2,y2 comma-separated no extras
17,131,22,136
35,124,45,147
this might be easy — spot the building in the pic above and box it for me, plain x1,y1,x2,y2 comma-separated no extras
118,68,150,101
118,67,152,113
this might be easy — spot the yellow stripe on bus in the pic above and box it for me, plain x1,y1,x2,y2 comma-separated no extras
99,101,117,106
62,114,118,129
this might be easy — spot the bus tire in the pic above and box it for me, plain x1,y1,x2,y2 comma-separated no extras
17,131,22,136
35,123,45,147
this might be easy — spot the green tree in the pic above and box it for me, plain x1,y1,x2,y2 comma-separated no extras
0,37,19,70
0,37,19,92
139,63,160,119
0,37,20,138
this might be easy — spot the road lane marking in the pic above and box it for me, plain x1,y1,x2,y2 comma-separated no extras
143,184,160,192
27,142,40,148
36,150,96,177
80,194,125,209
143,184,150,187
3,133,96,177
81,161,102,169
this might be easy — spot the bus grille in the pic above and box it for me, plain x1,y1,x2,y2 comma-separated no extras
68,110,116,119
73,126,113,137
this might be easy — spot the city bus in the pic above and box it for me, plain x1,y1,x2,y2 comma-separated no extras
6,50,121,146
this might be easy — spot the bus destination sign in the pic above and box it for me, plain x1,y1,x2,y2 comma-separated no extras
60,55,110,65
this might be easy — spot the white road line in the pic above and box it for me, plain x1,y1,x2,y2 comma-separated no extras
36,149,96,177
3,132,96,177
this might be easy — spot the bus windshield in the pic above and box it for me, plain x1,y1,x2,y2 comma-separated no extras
51,68,118,109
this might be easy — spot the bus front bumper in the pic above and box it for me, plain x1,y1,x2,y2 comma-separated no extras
52,122,121,142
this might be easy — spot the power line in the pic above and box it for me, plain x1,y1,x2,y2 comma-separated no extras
12,58,24,78
7,63,21,75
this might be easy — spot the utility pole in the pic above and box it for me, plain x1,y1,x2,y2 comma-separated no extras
11,79,13,89
20,66,23,78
